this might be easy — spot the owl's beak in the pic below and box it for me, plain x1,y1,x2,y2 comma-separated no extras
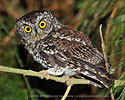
35,33,41,40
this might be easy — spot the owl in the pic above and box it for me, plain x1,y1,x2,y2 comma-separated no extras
16,10,114,88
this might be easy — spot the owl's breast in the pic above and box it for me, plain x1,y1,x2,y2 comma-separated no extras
24,40,52,69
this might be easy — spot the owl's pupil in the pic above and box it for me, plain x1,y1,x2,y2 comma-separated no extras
27,28,30,31
41,23,44,26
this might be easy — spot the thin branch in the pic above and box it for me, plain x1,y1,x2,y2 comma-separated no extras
0,65,124,87
61,84,72,100
99,24,108,71
99,24,115,100
0,65,89,85
110,88,115,100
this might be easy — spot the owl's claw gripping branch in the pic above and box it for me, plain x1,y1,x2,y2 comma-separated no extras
40,70,50,79
62,76,71,85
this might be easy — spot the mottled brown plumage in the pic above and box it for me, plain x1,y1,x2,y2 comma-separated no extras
16,10,114,88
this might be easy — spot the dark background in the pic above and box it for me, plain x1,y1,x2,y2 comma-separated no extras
0,0,124,100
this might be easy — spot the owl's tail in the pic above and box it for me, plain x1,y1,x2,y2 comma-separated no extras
73,57,115,88
78,68,114,88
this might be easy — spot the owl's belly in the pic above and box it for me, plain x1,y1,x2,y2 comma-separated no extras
64,68,77,76
29,48,77,76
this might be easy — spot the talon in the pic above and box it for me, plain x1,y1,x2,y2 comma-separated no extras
40,70,49,79
63,76,71,85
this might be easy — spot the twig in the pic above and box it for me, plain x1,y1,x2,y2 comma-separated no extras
0,65,124,86
99,24,115,100
61,84,72,100
0,65,89,85
110,88,115,100
99,24,108,71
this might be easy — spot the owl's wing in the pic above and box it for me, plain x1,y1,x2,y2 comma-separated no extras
42,26,114,88
62,44,114,88
51,26,114,72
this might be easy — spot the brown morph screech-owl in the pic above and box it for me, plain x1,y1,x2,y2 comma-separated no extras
16,10,114,88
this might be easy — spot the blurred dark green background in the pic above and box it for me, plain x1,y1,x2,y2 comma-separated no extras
0,0,124,100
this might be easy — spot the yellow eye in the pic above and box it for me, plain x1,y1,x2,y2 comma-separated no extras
25,26,32,33
39,20,46,29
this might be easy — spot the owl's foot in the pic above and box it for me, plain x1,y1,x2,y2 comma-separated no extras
40,70,49,79
62,76,71,85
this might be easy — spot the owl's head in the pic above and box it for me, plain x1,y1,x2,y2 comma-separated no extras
16,10,62,43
